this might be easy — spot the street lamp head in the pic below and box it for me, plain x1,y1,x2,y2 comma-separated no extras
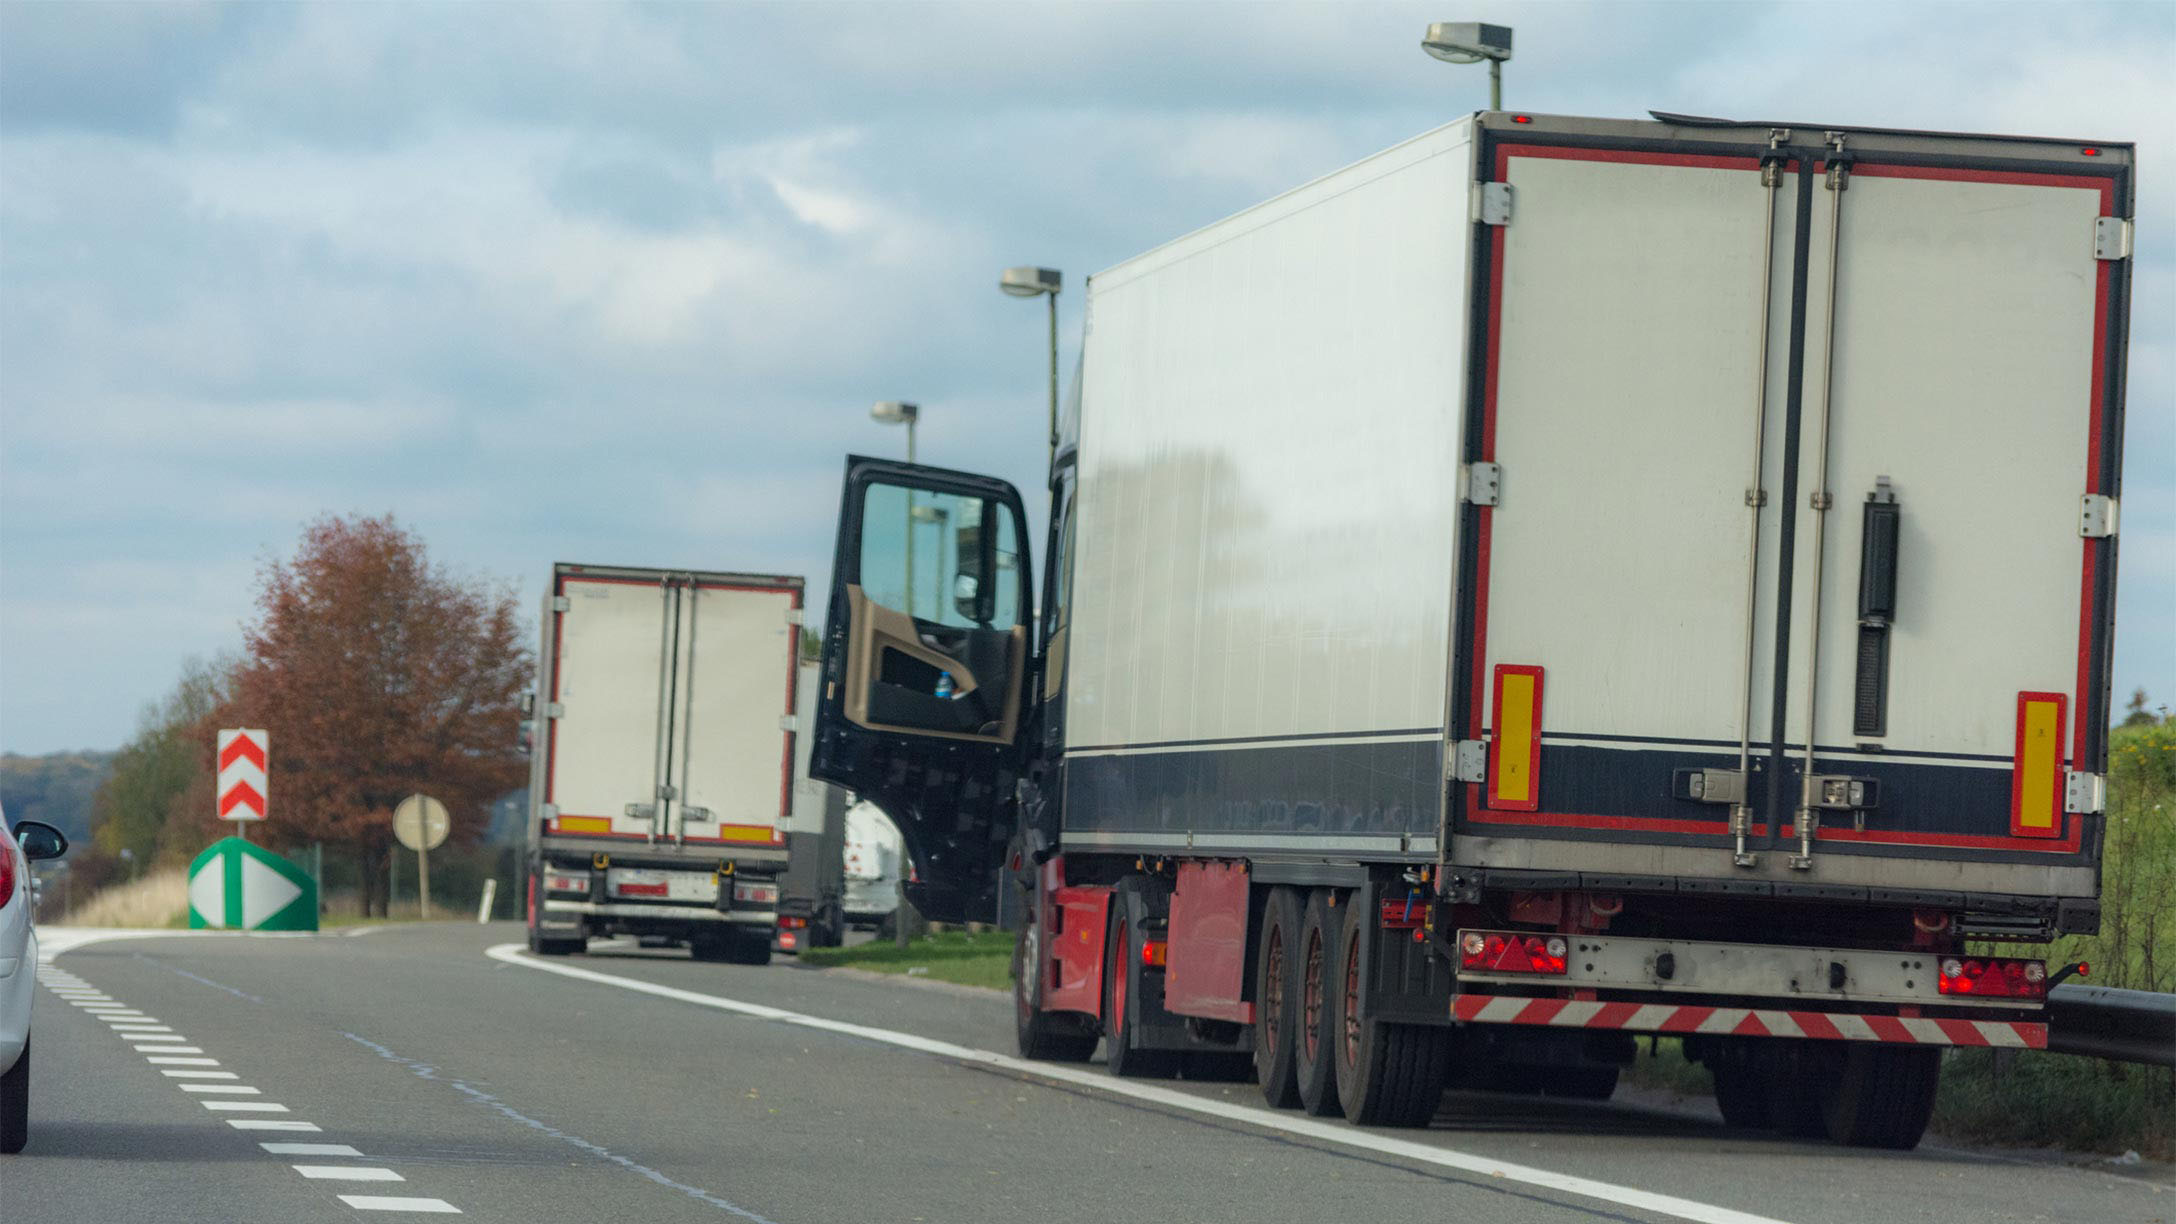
870,400,920,425
1422,21,1512,64
999,266,1062,298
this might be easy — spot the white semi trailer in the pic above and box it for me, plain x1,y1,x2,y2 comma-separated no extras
525,564,804,964
810,111,2134,1148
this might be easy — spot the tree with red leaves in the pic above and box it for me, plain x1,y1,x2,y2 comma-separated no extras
224,514,529,916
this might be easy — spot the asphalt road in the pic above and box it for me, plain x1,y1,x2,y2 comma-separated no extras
2,924,2165,1223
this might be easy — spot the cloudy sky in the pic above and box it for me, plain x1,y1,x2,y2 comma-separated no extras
1,1,2170,754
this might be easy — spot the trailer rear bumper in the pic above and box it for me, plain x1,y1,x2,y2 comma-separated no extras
540,900,776,928
1452,994,2046,1049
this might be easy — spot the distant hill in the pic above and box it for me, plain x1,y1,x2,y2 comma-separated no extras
0,750,115,847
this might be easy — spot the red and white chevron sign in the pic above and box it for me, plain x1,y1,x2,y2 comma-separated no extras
217,728,269,822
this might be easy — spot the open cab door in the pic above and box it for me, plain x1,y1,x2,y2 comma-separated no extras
811,456,1033,923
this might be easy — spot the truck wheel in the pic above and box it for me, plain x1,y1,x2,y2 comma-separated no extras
1711,1060,1769,1129
1014,920,1097,1062
724,932,774,966
1252,886,1304,1108
1293,891,1344,1116
1540,1066,1618,1101
1821,1045,1940,1149
1,1037,28,1154
1103,912,1176,1078
527,926,581,957
1332,914,1448,1126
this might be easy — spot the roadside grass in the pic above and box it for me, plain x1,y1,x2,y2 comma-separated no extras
60,867,188,928
800,928,1014,991
1629,719,2176,1159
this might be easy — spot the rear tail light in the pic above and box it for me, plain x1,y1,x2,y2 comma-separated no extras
732,881,780,906
0,845,15,909
1937,956,2047,999
1459,930,1568,975
543,870,588,894
780,915,807,929
1141,939,1168,968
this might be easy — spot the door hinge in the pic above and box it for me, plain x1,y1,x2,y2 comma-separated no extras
551,596,571,612
2066,771,2106,815
1451,739,1488,783
545,701,565,719
779,715,801,733
2093,216,2133,261
784,607,805,626
1473,182,1513,227
540,803,559,822
1461,461,1502,507
2079,494,2118,538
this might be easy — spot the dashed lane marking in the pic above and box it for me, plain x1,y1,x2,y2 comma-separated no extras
182,1084,264,1094
338,1197,461,1214
147,1056,221,1065
264,1143,364,1157
164,1070,241,1079
229,1120,323,1132
202,1100,291,1112
296,1166,405,1182
489,941,1795,1224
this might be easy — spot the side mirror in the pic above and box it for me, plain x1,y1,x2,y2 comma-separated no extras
13,820,68,862
952,573,982,620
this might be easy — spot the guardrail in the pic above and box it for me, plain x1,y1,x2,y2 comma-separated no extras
2046,983,2176,1067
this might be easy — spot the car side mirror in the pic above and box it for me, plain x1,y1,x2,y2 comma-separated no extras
12,820,68,862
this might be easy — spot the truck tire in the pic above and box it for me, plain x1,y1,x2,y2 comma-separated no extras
1014,919,1097,1063
1293,891,1344,1116
1332,913,1449,1126
1710,1061,1769,1129
1252,886,1304,1108
1103,909,1177,1078
527,926,582,957
1,1036,27,1154
1821,1045,1940,1149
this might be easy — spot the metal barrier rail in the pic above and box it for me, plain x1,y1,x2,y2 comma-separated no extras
2045,984,2176,1067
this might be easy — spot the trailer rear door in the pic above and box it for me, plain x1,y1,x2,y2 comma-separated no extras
1456,120,2125,904
543,568,800,848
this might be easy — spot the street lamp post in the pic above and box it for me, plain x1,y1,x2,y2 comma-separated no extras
999,266,1063,469
872,401,922,615
1422,22,1513,110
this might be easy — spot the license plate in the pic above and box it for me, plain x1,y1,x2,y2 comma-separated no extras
608,869,717,902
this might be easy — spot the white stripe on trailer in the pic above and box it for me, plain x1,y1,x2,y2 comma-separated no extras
1473,997,1532,1023
1547,1001,1605,1026
1979,1021,2030,1048
1695,1009,1748,1035
1626,1004,1678,1030
1902,1018,1950,1044
1828,1013,1879,1041
1758,1011,1806,1038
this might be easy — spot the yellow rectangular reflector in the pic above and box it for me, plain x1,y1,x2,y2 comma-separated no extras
2010,692,2066,838
1490,665,1543,810
554,816,613,835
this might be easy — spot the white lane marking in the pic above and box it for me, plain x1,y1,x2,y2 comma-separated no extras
87,1007,146,1015
135,1047,206,1055
148,1056,221,1065
164,1070,241,1080
295,1166,404,1181
338,1197,460,1214
183,1085,263,1095
203,1100,290,1112
121,1029,183,1037
230,1120,323,1132
263,1143,364,1157
487,943,1793,1224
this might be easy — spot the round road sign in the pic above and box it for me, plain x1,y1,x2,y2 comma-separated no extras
393,794,452,852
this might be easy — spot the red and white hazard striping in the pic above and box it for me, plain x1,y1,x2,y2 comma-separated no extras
1452,994,2047,1049
217,728,269,821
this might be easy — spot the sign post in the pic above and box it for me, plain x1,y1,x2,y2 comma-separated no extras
393,794,451,919
216,729,269,838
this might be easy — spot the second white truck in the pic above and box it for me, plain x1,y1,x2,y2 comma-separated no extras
524,563,805,964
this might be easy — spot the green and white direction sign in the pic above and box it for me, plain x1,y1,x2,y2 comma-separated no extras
188,837,319,932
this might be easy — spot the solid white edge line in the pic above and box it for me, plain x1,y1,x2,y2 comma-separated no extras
485,943,1792,1224
337,1196,459,1213
294,1165,404,1181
